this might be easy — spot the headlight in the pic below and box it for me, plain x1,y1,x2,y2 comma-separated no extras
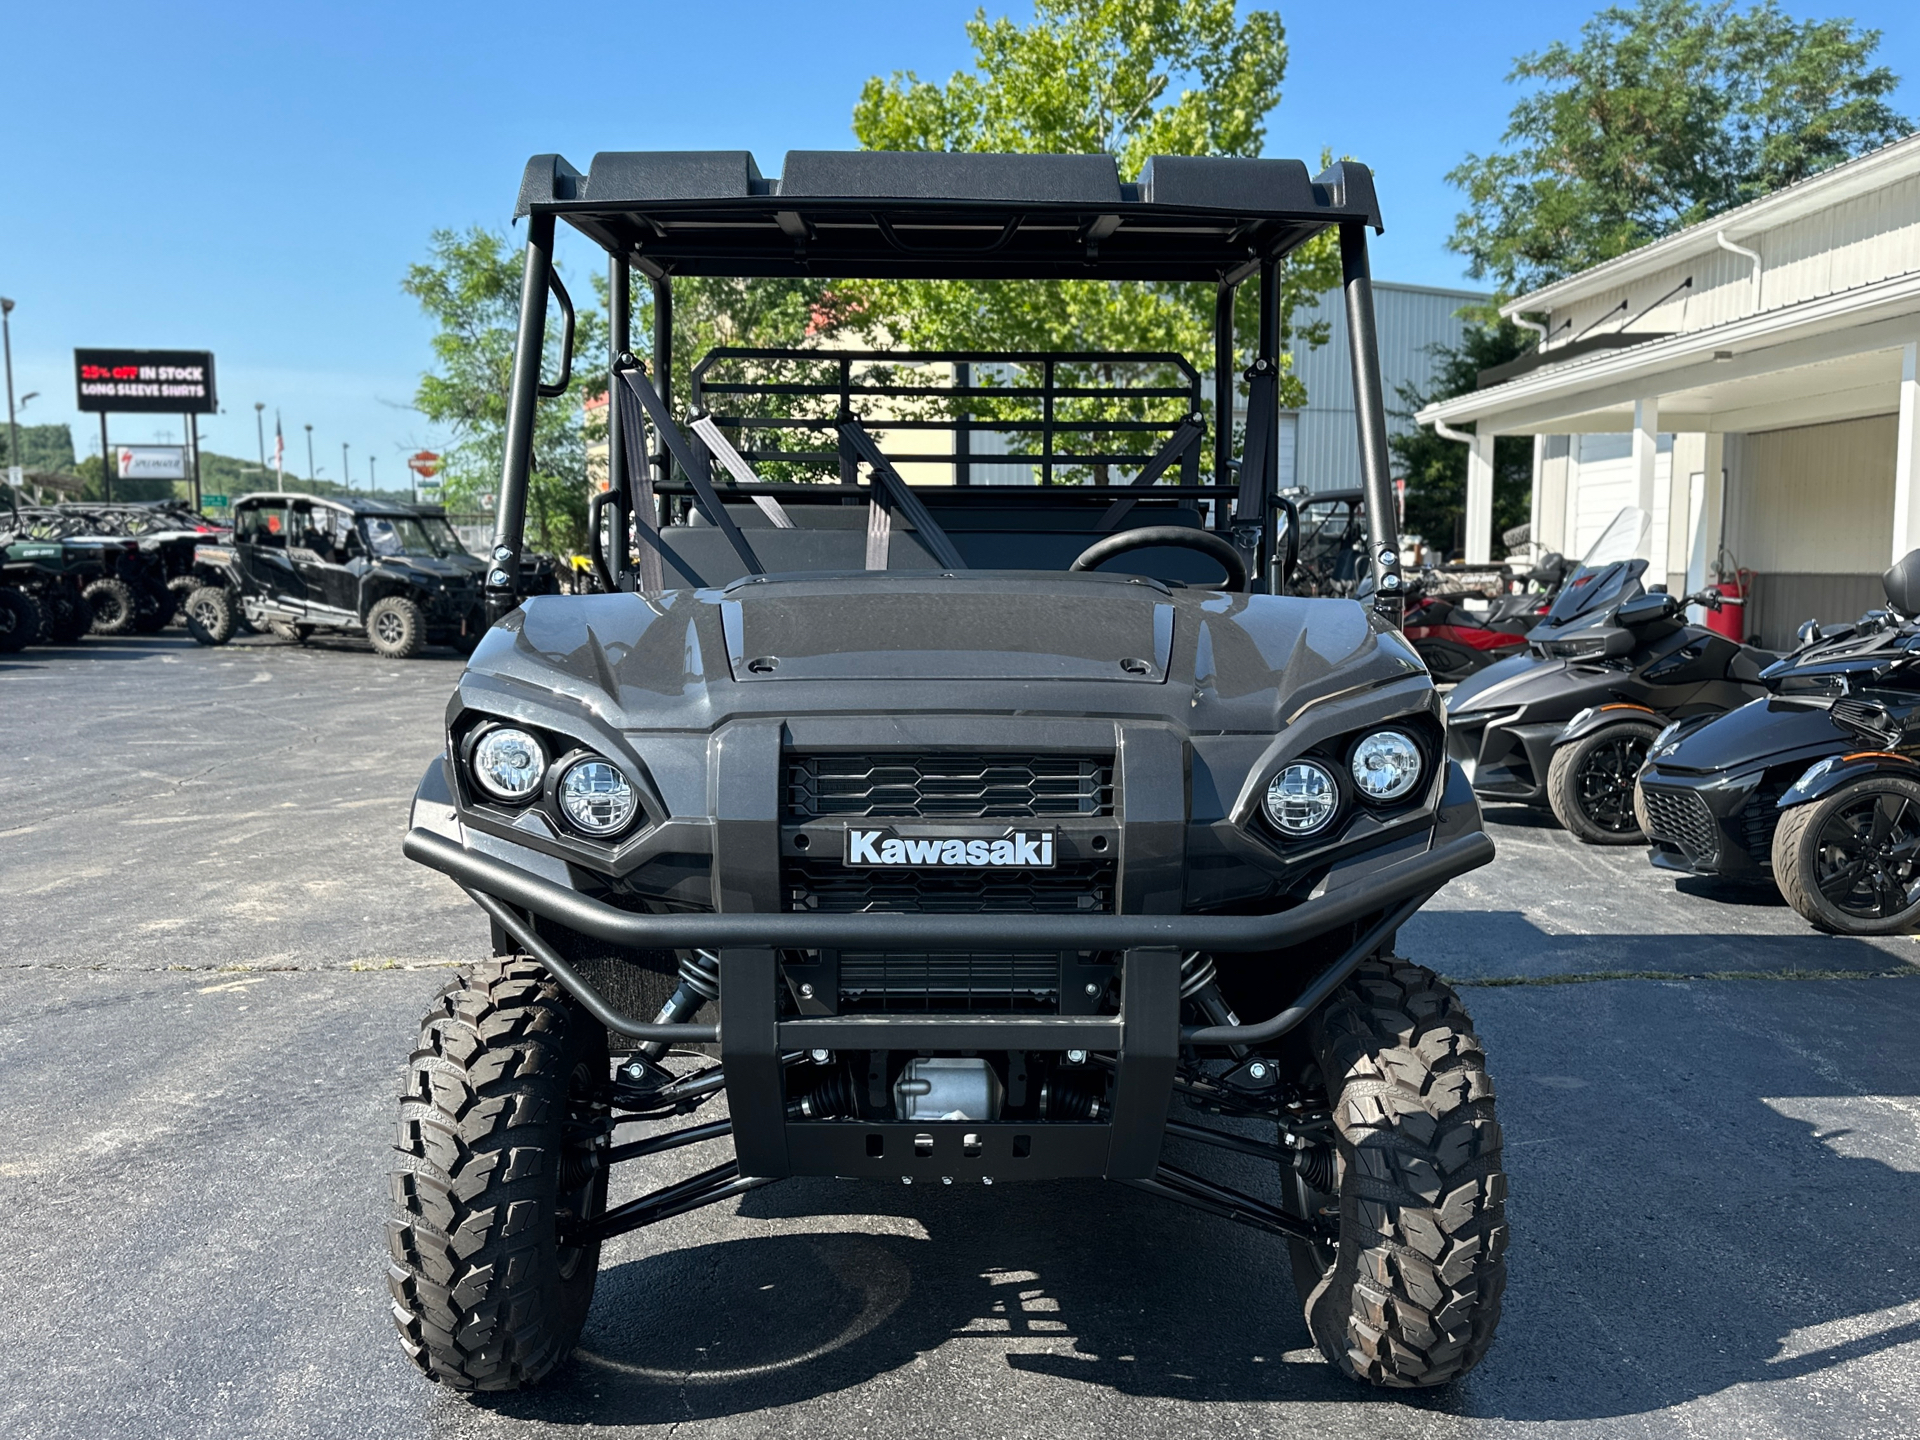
1265,761,1339,836
1350,730,1423,802
559,758,638,836
472,727,545,801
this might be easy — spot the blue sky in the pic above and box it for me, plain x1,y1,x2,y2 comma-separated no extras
2,1,1914,482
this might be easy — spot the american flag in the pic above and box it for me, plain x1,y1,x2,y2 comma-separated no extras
274,412,285,480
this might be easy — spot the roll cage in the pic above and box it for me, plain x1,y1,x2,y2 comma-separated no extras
486,148,1405,623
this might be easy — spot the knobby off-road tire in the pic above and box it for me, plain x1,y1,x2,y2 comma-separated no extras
83,577,136,635
367,595,426,659
0,589,41,653
41,588,91,644
1299,956,1507,1387
388,958,610,1391
1773,776,1920,936
183,586,236,646
1546,722,1661,844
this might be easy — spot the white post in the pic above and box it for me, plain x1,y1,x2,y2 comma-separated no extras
1465,429,1495,563
1893,342,1920,565
1632,397,1660,590
1528,434,1544,557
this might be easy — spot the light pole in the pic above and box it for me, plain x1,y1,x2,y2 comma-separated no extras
368,455,377,495
1,296,20,524
342,442,350,498
305,424,314,485
254,402,266,469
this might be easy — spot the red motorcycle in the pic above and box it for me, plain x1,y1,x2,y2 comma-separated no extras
1402,555,1566,683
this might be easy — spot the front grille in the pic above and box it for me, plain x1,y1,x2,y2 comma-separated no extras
838,952,1059,1011
1639,784,1719,860
785,855,1116,913
786,753,1114,819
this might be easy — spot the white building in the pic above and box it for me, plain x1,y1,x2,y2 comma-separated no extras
1282,280,1489,493
1417,131,1920,646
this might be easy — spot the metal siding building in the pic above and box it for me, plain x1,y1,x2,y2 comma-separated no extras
1281,281,1490,492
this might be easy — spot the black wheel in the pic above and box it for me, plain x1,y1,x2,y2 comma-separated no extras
83,577,137,635
131,593,171,633
388,958,610,1391
43,588,91,644
183,586,236,646
1773,776,1920,935
1545,722,1661,843
0,589,40,653
165,575,200,625
1295,956,1506,1388
367,595,426,659
1412,640,1486,684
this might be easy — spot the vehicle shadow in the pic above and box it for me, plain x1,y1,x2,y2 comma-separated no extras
469,979,1920,1427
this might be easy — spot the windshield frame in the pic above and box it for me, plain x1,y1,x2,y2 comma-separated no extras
359,513,446,559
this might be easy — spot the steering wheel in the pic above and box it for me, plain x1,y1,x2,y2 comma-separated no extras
1069,525,1251,593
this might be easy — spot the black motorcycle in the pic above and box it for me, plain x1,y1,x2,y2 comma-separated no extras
1637,551,1920,933
1445,509,1774,843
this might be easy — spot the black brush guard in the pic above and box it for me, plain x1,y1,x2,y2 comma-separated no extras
405,826,1490,1189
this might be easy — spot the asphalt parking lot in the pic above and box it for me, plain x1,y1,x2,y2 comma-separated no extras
3,631,1918,1439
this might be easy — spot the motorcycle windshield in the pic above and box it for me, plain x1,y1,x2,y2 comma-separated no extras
1539,509,1653,626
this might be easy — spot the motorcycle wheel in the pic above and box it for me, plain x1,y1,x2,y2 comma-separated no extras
1773,776,1920,935
1545,722,1661,844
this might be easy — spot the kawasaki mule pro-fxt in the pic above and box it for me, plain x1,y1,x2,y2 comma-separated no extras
391,149,1504,1393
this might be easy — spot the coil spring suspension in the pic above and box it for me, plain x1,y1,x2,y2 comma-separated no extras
1181,951,1246,1057
637,950,722,1060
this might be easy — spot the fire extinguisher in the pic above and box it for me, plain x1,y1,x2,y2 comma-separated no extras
1705,564,1751,643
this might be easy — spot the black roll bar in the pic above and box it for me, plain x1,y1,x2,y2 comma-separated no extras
488,213,555,620
1340,222,1404,625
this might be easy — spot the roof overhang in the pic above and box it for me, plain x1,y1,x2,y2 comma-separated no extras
1418,269,1920,436
512,149,1383,281
1501,130,1920,319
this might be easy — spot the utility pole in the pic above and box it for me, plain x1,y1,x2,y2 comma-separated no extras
305,424,314,485
1,296,20,524
342,442,350,497
254,402,266,468
368,455,377,495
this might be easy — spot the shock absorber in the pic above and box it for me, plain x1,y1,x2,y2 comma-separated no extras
1181,951,1247,1059
635,949,721,1062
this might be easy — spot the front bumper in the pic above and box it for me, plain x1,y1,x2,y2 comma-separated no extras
1636,764,1787,881
403,824,1493,1182
1446,713,1562,805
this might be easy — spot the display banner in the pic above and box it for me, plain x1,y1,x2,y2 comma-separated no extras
75,349,217,414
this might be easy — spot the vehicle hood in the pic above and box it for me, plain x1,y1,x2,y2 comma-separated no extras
374,555,475,584
458,573,1429,736
1654,695,1851,774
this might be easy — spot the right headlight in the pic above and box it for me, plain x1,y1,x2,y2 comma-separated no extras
558,757,638,837
1265,761,1339,836
1349,730,1423,802
471,726,546,801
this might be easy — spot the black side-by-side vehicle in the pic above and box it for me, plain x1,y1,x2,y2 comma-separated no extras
388,148,1505,1394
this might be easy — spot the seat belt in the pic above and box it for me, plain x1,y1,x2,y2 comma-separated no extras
836,418,968,571
612,364,705,593
617,368,765,577
689,414,796,530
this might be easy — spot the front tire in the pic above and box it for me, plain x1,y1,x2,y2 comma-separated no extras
1297,957,1507,1388
1773,776,1920,935
1546,722,1660,844
183,586,235,646
367,595,426,658
0,589,41,652
388,958,610,1391
84,577,137,635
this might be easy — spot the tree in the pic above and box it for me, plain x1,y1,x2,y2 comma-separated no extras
1389,323,1535,560
1449,0,1911,295
847,0,1340,468
403,227,604,552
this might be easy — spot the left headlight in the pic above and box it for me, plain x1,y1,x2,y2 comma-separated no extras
1265,761,1339,836
1350,730,1423,802
558,757,638,836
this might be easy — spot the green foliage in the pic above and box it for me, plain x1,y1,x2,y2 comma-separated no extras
1390,324,1535,559
0,422,76,476
1449,0,1912,294
847,0,1339,470
403,227,604,552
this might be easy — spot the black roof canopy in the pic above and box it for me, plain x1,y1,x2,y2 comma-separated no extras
514,149,1382,281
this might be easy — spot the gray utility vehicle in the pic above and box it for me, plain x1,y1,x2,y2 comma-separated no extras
185,492,484,657
393,149,1504,1394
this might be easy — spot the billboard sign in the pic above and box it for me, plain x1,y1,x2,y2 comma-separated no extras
75,348,217,414
117,445,188,481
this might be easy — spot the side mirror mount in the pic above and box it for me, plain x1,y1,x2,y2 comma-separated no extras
1797,618,1823,648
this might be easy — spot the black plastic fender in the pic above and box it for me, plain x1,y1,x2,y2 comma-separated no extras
1556,701,1665,748
1776,749,1920,812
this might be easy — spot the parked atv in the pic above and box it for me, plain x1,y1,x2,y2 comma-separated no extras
1637,550,1920,932
386,146,1506,1398
186,493,484,657
0,527,103,650
1445,507,1775,842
